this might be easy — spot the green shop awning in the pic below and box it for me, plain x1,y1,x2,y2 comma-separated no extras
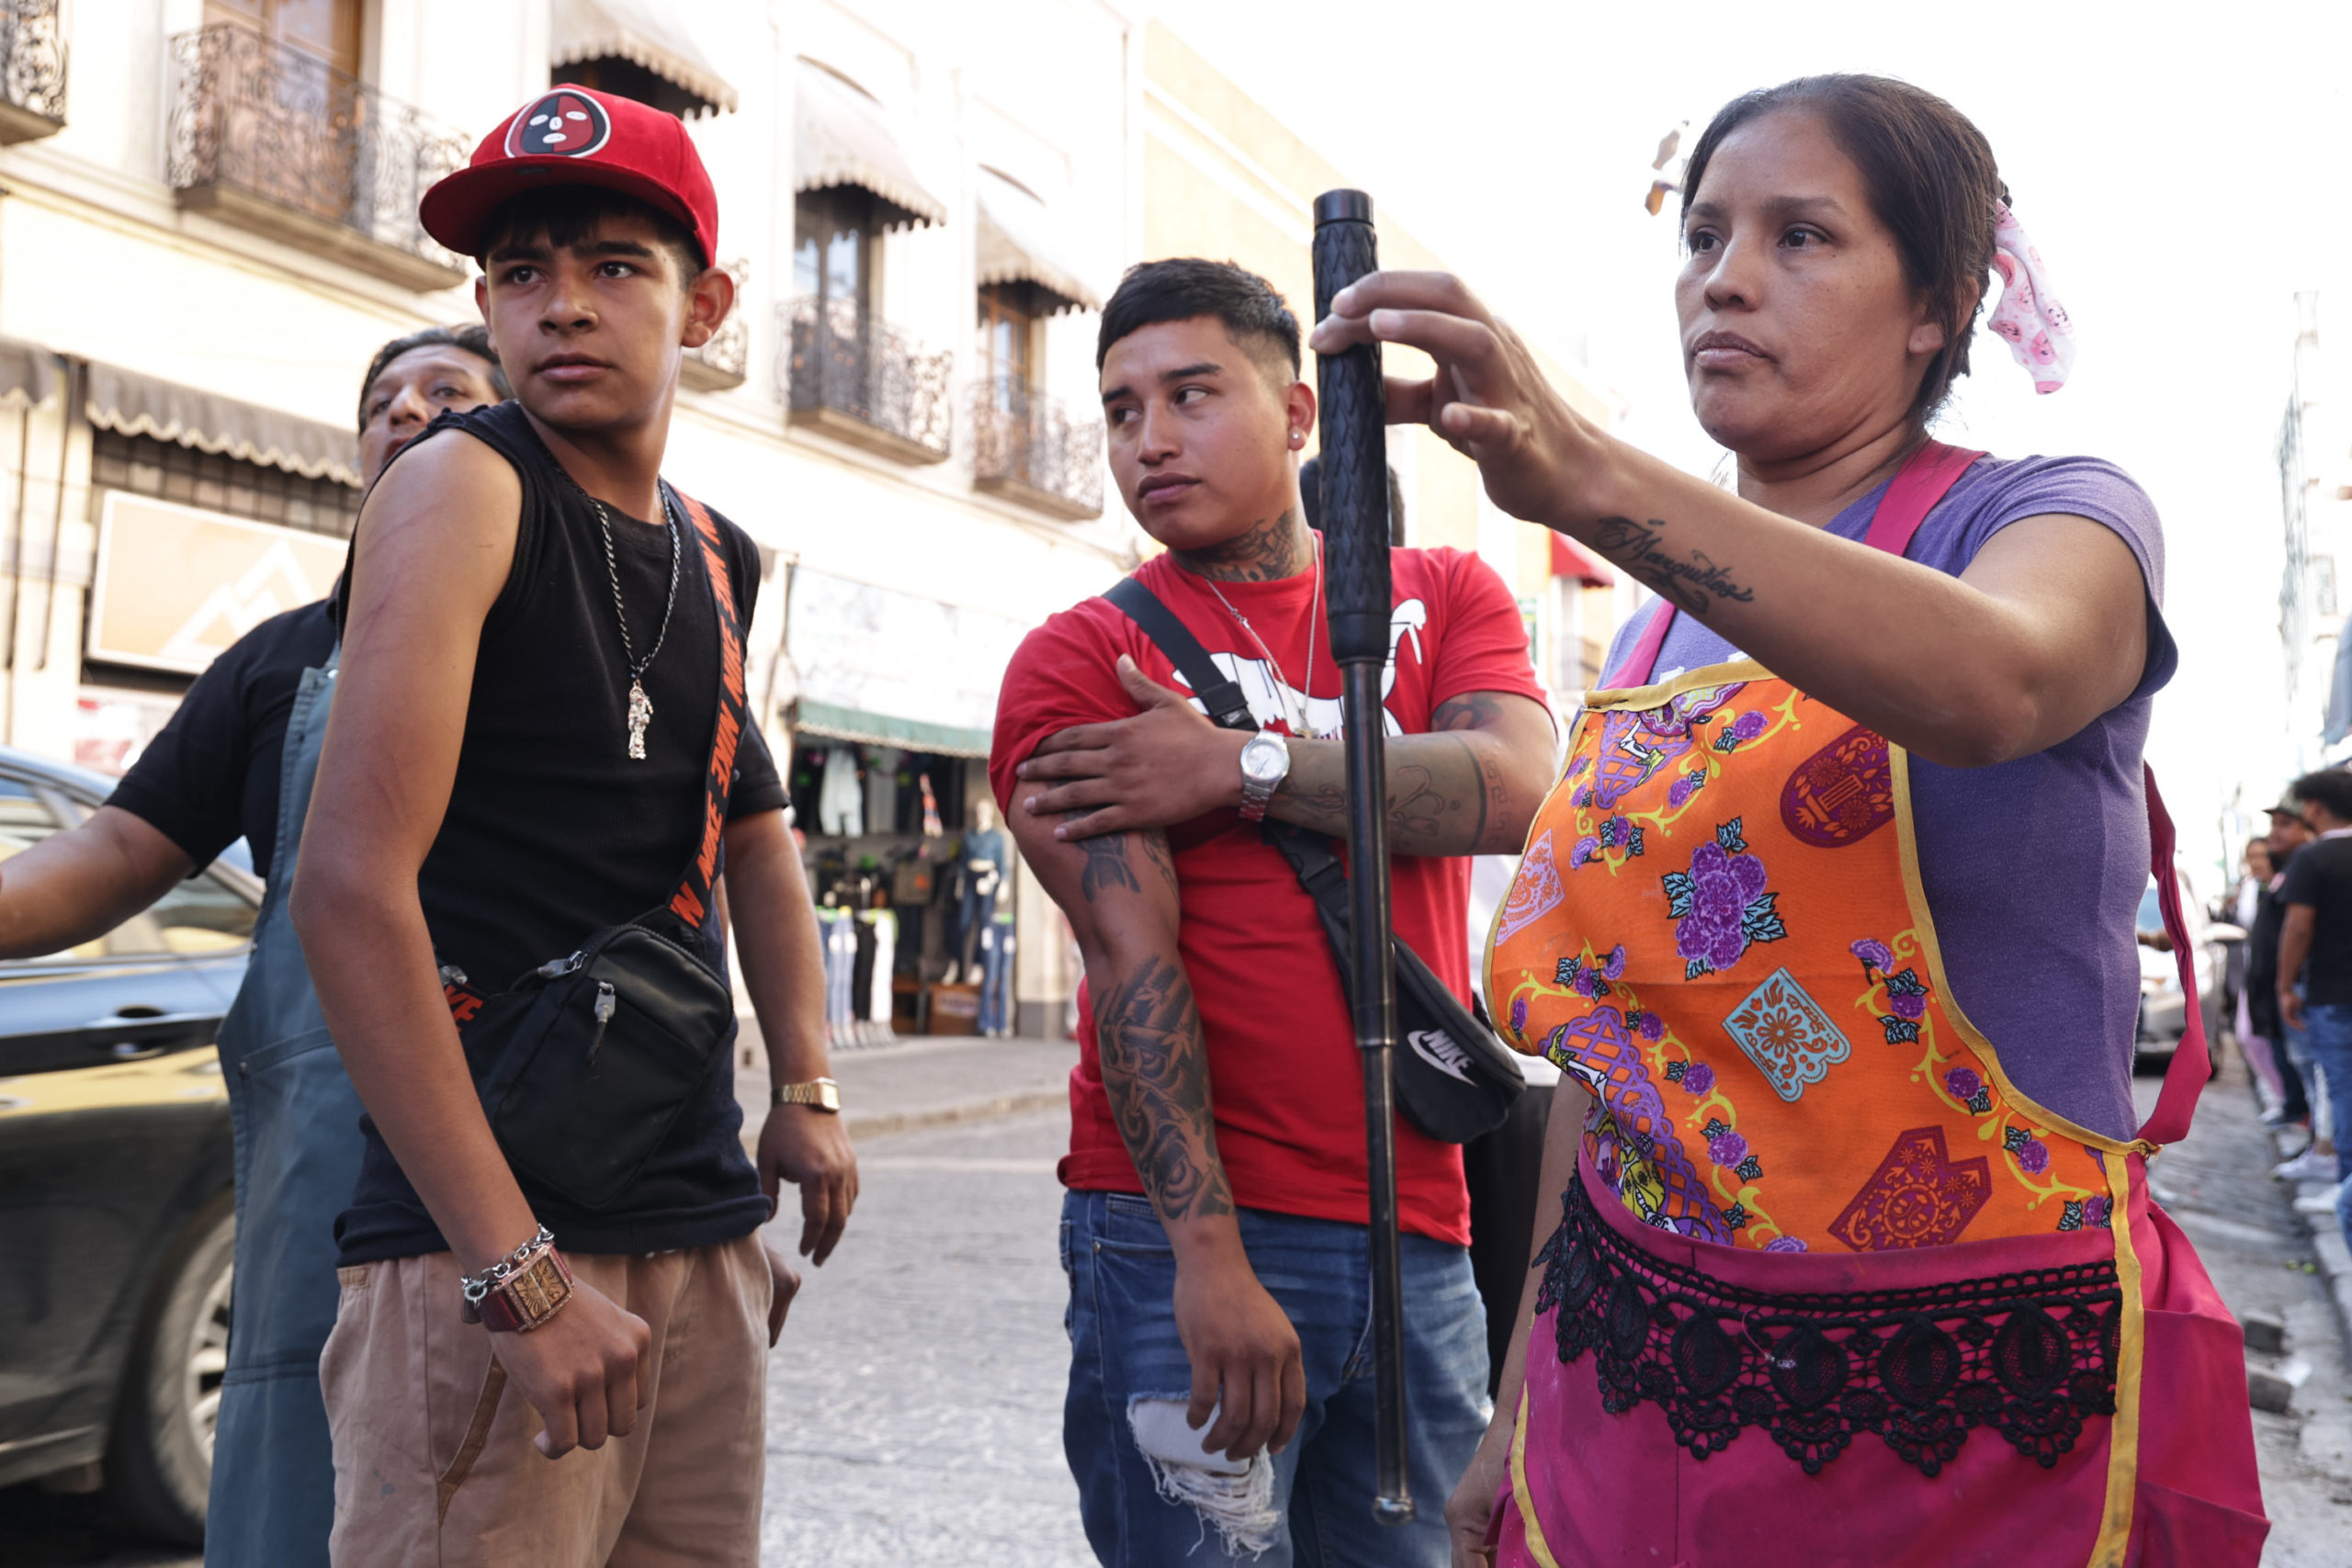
794,699,990,759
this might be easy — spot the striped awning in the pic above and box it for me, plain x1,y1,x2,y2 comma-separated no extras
795,59,945,231
552,0,737,116
975,169,1100,313
85,360,359,487
0,338,58,411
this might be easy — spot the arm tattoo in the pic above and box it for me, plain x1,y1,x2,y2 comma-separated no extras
1430,691,1504,732
1067,811,1174,903
1092,954,1233,1222
1281,703,1506,852
1589,516,1756,615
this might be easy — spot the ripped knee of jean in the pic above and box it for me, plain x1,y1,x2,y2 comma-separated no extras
1126,1396,1282,1559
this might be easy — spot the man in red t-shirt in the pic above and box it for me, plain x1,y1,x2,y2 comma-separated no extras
989,259,1554,1566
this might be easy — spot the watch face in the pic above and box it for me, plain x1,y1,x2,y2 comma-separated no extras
1241,734,1288,783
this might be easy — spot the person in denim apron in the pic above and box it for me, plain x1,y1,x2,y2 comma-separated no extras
0,329,504,1562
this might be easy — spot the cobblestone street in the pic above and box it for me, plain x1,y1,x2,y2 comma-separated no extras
8,1055,2352,1565
758,1108,1091,1567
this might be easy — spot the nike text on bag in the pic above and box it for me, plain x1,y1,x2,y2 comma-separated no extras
1102,577,1524,1144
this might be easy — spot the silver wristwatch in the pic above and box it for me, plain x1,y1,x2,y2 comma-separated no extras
1237,728,1291,822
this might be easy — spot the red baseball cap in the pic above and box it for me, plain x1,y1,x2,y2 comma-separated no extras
420,86,718,269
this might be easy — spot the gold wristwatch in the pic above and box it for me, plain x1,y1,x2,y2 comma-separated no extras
773,1077,841,1112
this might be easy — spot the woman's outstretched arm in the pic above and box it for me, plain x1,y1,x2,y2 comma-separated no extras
1312,273,2149,770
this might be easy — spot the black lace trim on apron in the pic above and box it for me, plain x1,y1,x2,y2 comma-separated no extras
1535,1171,2120,1477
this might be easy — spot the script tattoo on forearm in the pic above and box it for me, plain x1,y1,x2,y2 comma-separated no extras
1093,955,1233,1222
1589,515,1757,615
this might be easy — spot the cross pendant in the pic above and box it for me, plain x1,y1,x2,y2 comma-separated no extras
626,678,653,760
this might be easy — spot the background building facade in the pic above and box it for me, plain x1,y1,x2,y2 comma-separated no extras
0,0,1609,1037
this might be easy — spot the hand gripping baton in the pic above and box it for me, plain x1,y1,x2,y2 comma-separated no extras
1311,187,1413,1528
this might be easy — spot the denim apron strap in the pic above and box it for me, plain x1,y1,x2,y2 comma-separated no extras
205,647,358,1568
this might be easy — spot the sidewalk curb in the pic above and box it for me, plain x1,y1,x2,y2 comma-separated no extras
845,1089,1068,1142
2267,1122,2352,1352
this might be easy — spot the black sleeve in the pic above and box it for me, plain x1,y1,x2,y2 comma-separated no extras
106,644,261,868
2280,846,2321,908
729,718,788,818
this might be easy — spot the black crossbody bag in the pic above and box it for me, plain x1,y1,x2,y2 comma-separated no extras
454,486,751,1212
1103,577,1523,1144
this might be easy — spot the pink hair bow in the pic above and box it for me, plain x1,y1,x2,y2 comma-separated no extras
1986,202,2075,393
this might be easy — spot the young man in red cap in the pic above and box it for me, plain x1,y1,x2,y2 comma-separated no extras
292,87,854,1564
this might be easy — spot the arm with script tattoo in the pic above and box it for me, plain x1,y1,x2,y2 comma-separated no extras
1311,271,2153,771
1003,800,1305,1461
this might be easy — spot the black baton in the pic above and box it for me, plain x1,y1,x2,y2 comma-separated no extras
1311,187,1413,1528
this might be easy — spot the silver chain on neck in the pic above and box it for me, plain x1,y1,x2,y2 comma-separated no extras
592,490,682,679
590,489,682,759
1203,534,1323,738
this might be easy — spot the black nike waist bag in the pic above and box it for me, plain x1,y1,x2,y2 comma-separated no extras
459,916,735,1212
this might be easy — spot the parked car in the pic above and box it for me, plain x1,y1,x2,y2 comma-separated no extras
2135,859,2227,1070
0,746,256,1544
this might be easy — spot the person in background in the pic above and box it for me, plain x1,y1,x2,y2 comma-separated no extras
2232,839,2293,1117
0,322,508,1564
2252,799,2321,1155
2276,773,2352,1258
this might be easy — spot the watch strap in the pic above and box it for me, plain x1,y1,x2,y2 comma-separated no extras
773,1077,841,1111
472,1245,574,1334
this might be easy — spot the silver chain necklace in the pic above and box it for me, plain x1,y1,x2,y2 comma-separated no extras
590,490,682,760
1203,535,1323,738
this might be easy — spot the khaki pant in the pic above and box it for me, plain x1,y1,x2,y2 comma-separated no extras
321,1235,770,1568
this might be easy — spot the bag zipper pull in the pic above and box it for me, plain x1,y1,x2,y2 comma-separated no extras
438,964,469,988
536,950,584,980
586,981,616,1065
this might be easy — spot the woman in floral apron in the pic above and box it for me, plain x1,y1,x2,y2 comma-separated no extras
1311,75,2265,1567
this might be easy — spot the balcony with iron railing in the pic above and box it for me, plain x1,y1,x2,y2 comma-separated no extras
0,0,65,144
970,375,1102,520
166,22,469,292
681,258,751,391
780,295,952,465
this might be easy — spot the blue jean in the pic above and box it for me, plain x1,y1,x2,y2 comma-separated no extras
1060,1190,1490,1567
2298,1003,2352,1250
979,919,1014,1033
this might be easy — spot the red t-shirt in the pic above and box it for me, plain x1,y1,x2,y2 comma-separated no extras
989,545,1549,1247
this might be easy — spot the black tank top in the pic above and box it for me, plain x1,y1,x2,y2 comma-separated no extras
336,401,768,1262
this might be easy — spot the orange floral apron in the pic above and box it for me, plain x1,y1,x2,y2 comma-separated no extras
1485,446,2265,1566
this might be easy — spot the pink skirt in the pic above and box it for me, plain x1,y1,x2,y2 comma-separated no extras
1495,1159,2266,1568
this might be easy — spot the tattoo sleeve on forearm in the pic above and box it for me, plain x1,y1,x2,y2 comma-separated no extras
1093,953,1233,1223
1272,694,1511,853
1589,515,1756,615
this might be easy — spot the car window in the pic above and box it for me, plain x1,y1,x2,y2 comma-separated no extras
0,775,254,959
0,778,123,960
148,868,259,953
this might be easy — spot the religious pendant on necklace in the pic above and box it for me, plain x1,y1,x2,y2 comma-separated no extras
626,678,653,760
